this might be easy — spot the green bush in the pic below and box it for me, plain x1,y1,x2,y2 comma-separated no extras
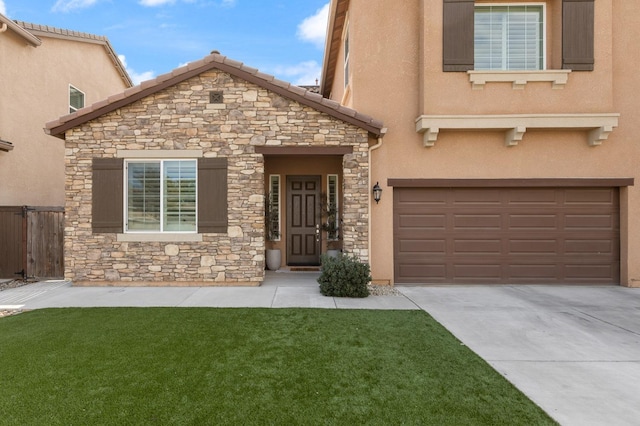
318,253,371,298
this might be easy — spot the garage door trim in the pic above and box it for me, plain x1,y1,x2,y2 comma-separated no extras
388,178,634,188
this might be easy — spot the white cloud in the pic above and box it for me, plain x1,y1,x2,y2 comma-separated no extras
118,54,156,85
52,0,99,13
297,3,329,49
0,1,7,16
274,60,322,86
139,0,175,6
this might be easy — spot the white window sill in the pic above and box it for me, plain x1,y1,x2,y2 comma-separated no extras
117,233,203,242
468,70,572,90
415,113,620,147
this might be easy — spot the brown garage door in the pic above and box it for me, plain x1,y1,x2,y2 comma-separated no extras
394,187,620,284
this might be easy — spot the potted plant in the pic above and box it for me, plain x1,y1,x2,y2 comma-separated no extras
320,193,341,258
265,192,281,271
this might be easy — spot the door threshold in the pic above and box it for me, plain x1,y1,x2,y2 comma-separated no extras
286,266,321,272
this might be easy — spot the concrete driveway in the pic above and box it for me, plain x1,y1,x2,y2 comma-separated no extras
399,285,640,426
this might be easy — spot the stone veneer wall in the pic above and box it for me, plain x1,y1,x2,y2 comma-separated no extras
64,70,370,285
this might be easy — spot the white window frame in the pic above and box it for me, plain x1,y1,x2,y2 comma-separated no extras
269,174,281,241
474,3,547,71
327,174,339,241
124,159,198,234
69,84,85,113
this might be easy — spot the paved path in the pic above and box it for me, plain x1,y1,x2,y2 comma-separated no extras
2,276,639,425
401,285,640,426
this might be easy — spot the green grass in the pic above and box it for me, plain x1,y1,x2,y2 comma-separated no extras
0,308,555,425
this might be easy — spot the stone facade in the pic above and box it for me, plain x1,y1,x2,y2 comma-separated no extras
64,70,370,285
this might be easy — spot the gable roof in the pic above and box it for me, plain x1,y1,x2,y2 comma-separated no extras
0,14,132,87
45,51,384,139
321,0,349,97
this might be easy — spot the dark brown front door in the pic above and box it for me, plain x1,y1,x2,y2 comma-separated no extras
287,176,321,266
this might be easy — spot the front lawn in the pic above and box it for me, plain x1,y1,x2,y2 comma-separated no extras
0,308,555,425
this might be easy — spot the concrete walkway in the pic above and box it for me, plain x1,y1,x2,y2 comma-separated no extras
2,276,639,425
401,285,640,426
0,271,418,310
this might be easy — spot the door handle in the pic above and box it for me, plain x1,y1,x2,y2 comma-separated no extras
316,224,320,242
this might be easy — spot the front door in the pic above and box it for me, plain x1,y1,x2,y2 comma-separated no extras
287,176,321,266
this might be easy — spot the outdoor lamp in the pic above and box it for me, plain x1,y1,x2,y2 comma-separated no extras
372,182,382,204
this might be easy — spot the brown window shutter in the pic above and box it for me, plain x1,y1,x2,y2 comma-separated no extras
92,158,123,233
443,0,475,72
198,158,228,233
563,0,595,71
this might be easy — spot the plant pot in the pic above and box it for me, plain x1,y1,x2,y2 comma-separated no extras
326,249,341,259
266,248,281,271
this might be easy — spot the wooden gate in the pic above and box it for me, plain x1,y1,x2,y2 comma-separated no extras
0,206,64,279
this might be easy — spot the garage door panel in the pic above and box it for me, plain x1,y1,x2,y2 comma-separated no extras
509,214,558,230
398,239,446,255
506,188,559,204
452,188,502,205
454,239,501,254
398,213,446,229
564,188,616,205
394,187,620,285
453,214,502,229
564,214,616,230
397,188,448,204
509,239,558,255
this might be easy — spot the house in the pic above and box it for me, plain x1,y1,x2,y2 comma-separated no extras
321,0,639,286
45,53,383,285
0,14,132,206
0,15,132,279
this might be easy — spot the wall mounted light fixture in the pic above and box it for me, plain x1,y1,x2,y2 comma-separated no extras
372,182,382,204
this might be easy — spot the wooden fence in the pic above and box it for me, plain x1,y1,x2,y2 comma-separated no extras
0,206,64,280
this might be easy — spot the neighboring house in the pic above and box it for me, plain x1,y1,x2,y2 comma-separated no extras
322,0,639,286
45,53,383,285
0,14,132,207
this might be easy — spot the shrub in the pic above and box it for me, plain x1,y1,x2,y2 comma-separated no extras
318,253,371,298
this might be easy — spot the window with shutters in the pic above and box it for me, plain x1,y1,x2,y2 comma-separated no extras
125,159,197,233
474,4,545,71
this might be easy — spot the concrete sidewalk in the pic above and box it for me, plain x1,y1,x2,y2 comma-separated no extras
0,271,418,311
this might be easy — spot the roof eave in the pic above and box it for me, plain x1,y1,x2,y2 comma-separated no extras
0,139,14,152
0,14,41,47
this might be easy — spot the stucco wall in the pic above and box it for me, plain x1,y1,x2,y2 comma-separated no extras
338,0,639,286
0,33,128,206
64,70,370,285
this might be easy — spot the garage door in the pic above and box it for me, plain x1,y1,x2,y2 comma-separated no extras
394,187,620,284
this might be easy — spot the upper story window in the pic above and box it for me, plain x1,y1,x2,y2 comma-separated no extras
126,159,197,233
443,0,594,73
474,5,544,71
69,85,85,113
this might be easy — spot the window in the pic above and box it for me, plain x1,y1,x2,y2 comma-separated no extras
126,160,197,233
268,175,281,241
344,27,350,88
442,0,594,73
69,85,85,113
327,174,339,240
474,5,544,71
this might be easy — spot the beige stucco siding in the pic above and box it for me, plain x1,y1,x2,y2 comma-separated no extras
329,0,639,286
0,33,128,206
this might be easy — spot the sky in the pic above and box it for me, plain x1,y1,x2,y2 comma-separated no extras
0,0,330,86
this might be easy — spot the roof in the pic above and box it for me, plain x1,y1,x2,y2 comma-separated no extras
321,0,349,97
0,13,41,46
0,139,14,152
0,14,132,87
45,52,384,139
